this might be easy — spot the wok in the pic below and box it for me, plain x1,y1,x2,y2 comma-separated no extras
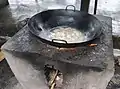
28,5,102,48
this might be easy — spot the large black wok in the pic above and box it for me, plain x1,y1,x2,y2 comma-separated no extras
28,5,102,48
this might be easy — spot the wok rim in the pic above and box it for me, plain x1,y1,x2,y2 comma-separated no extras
27,9,102,47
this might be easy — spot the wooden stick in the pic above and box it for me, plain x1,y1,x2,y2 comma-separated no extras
50,70,59,86
88,44,97,47
0,51,5,62
50,83,56,89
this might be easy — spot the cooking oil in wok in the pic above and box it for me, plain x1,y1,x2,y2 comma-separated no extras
49,26,85,43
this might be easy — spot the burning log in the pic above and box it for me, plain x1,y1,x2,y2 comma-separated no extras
44,64,63,89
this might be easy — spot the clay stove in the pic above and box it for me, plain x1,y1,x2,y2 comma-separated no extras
1,15,114,89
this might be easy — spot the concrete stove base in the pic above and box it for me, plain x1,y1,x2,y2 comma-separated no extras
2,51,114,89
1,15,114,89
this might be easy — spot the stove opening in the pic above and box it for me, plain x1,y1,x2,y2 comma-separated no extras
44,64,63,89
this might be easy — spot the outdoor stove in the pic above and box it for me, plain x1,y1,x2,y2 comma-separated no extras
1,15,114,89
3,16,112,68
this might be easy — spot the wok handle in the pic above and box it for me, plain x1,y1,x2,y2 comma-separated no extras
52,39,68,44
65,5,76,11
